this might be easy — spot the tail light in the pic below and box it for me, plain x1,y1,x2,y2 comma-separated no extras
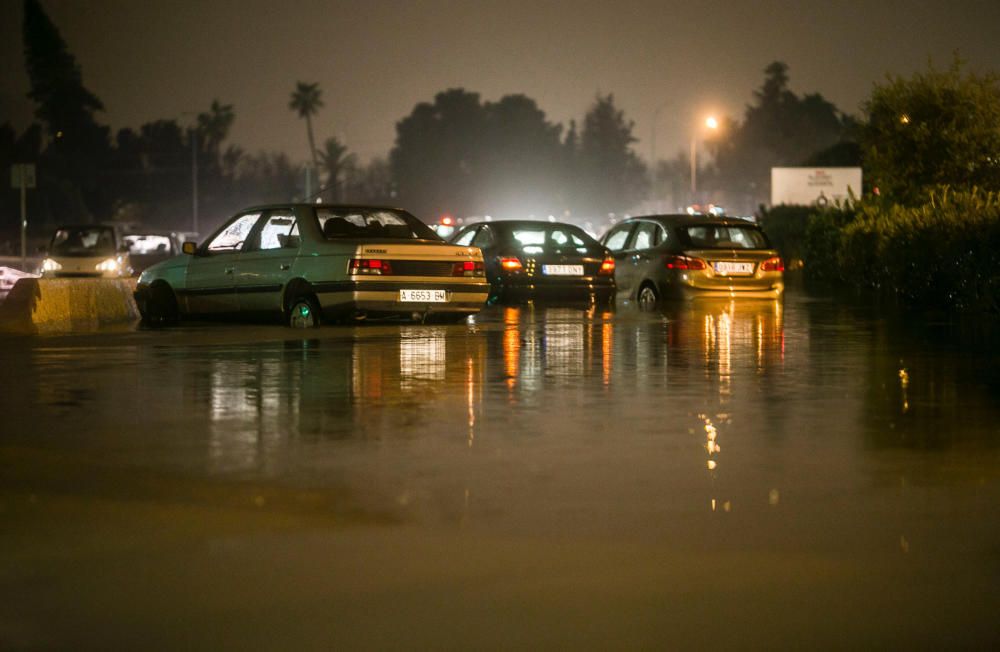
349,258,393,275
453,260,485,277
499,256,522,272
760,256,784,272
598,256,615,275
665,255,706,271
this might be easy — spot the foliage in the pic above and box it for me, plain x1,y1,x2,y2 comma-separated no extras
22,0,113,221
577,94,648,216
862,58,1000,204
317,137,357,202
289,81,323,170
706,62,856,206
837,188,1000,312
390,89,646,220
758,204,815,265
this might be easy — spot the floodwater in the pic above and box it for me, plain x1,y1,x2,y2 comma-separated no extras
1,290,998,649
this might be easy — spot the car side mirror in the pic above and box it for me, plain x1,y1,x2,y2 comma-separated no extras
182,241,198,255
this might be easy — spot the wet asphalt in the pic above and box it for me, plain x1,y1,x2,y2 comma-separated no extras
1,290,999,649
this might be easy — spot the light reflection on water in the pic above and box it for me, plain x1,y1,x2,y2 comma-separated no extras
4,294,1000,647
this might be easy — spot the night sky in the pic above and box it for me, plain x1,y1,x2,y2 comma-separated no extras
2,0,999,165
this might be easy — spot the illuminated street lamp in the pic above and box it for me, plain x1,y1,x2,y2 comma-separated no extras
691,116,719,196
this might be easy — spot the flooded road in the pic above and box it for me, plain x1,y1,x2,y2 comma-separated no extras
2,290,999,648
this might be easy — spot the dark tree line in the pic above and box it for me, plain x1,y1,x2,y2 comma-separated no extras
390,89,647,221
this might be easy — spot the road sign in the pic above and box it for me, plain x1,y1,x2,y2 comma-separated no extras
11,163,36,189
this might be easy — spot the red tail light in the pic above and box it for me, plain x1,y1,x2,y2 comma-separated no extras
453,260,485,277
349,258,393,275
760,256,784,272
499,256,522,272
665,255,706,271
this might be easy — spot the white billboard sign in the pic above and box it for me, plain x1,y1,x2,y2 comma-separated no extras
771,167,861,207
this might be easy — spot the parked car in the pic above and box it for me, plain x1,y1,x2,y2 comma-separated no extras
449,220,615,304
134,204,490,327
600,215,784,308
123,231,182,274
39,224,132,278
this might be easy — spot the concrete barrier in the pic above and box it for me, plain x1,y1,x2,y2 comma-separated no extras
0,277,139,335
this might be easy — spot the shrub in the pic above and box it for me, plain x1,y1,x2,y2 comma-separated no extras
839,187,1000,312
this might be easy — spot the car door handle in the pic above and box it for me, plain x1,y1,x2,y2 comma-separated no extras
224,267,234,275
279,263,290,271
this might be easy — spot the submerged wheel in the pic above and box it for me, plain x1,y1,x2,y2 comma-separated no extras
637,283,658,311
141,283,179,327
287,295,321,328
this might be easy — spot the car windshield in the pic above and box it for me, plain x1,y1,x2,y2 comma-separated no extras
680,224,769,249
317,208,441,241
124,234,173,255
507,225,599,255
50,226,117,257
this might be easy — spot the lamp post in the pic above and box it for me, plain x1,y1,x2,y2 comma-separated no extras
690,115,719,197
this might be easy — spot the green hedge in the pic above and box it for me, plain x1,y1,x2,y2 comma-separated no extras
760,188,1000,313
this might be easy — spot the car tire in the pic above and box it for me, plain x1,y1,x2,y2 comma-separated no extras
287,294,321,328
637,283,658,311
142,283,179,327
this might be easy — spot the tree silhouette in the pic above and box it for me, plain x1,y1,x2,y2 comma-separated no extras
197,100,235,155
289,82,323,171
22,0,112,221
317,137,356,202
578,94,648,217
707,61,854,209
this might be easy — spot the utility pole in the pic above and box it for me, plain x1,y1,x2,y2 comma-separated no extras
11,164,36,271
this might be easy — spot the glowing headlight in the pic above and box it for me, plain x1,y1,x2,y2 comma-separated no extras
41,258,62,272
96,258,121,273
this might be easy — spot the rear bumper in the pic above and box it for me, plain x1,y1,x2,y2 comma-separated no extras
314,279,490,316
657,271,783,301
495,277,616,303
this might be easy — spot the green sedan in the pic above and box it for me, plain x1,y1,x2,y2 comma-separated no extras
134,204,490,327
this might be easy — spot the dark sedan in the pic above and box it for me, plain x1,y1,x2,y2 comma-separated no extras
600,215,784,308
450,220,615,304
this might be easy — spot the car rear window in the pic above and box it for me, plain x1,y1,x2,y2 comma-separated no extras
317,208,440,241
680,224,769,249
507,225,600,255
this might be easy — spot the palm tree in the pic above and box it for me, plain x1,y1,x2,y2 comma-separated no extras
289,82,323,172
317,137,357,202
197,99,235,154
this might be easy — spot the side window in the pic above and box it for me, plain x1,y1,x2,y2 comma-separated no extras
472,227,494,248
255,212,298,251
453,227,478,247
206,212,261,254
632,222,659,251
603,225,633,252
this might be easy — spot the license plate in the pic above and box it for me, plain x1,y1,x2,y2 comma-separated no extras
713,261,754,275
399,289,448,302
542,264,583,276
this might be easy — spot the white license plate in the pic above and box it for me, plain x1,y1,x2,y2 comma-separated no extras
399,289,448,303
713,261,754,275
542,264,583,276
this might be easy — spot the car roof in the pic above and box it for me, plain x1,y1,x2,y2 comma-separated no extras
241,203,411,214
623,214,760,228
476,220,587,230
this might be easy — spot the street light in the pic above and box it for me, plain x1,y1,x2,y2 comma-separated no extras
690,115,718,197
